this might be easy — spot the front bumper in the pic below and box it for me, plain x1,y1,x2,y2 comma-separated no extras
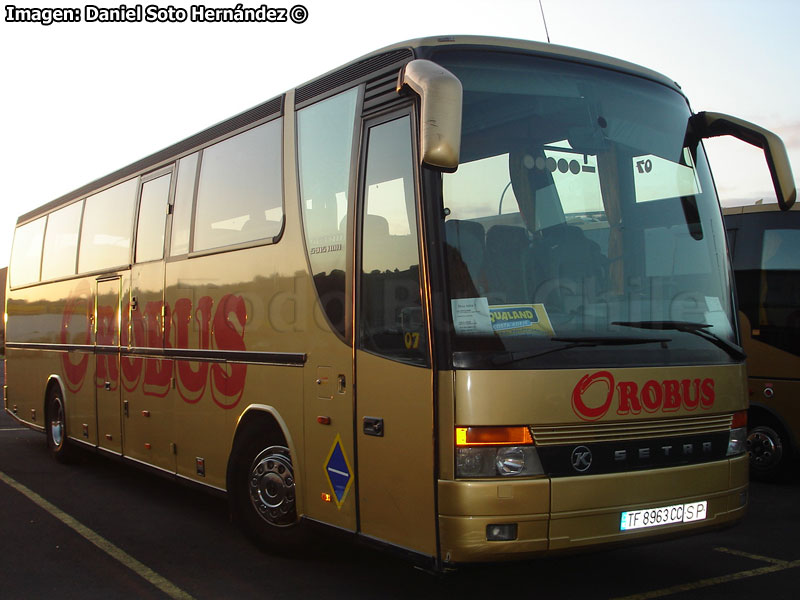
438,454,748,563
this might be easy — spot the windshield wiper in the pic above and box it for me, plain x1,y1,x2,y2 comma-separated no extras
612,320,746,361
491,335,671,367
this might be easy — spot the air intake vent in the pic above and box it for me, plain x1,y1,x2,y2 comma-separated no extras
296,48,413,107
363,71,405,114
531,414,733,446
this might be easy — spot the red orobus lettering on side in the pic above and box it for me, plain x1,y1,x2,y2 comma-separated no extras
59,283,92,393
95,302,120,391
209,294,248,409
60,293,248,408
121,300,144,392
143,300,172,398
173,296,213,404
572,371,715,421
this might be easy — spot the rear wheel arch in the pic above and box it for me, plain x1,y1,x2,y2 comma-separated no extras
747,403,794,481
45,375,66,403
227,405,299,489
226,405,308,552
748,404,795,454
44,376,73,463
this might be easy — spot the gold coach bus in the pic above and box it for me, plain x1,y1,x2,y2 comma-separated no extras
725,202,800,480
4,36,796,568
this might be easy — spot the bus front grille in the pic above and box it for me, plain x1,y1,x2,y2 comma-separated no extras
530,414,733,446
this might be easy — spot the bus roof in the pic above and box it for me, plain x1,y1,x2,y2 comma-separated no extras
336,35,681,91
17,35,683,226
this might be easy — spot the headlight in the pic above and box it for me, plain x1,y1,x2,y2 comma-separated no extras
727,411,748,457
455,426,543,478
496,446,543,476
727,426,747,456
456,447,497,477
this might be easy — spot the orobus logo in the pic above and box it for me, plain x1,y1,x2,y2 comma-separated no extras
571,370,715,421
60,289,248,409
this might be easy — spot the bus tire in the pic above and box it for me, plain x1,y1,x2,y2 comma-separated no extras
229,432,307,553
747,423,786,481
45,386,74,464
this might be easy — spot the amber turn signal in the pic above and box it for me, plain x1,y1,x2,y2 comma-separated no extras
456,426,533,446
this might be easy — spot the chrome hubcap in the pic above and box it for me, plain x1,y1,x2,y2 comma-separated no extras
50,396,65,448
248,446,295,527
747,428,783,469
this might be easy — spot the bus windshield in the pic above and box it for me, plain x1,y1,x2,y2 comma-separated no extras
435,50,736,368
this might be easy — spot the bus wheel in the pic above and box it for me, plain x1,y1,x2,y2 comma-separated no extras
747,424,785,481
46,387,73,463
248,446,296,527
230,435,306,552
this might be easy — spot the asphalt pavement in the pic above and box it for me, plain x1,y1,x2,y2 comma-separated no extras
1,365,799,599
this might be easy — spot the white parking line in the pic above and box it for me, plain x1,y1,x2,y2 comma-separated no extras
611,547,800,600
0,470,195,600
714,546,789,566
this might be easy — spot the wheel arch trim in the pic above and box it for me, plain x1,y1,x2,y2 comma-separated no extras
228,405,300,491
749,401,797,455
45,374,67,434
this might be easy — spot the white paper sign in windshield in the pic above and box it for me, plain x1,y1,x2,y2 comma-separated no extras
633,148,702,203
451,298,494,336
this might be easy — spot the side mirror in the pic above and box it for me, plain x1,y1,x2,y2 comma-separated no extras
691,111,796,211
397,59,462,172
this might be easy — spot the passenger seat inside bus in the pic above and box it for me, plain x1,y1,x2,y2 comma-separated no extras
362,214,391,271
535,223,608,309
445,219,485,297
484,224,530,304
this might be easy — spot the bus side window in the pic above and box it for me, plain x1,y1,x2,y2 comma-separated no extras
193,119,283,252
135,173,171,263
41,201,82,281
359,115,428,366
9,217,46,287
78,179,137,273
758,226,800,356
297,87,359,338
170,153,198,256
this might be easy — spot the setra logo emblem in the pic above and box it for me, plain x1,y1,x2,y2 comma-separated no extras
571,445,593,473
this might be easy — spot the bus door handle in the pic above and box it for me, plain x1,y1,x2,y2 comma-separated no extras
363,416,384,437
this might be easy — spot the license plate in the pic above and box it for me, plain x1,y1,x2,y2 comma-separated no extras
620,500,707,531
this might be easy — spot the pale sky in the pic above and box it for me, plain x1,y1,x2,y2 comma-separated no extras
1,0,798,267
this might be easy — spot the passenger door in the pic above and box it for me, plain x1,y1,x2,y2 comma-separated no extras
355,113,437,556
96,276,122,454
123,168,174,471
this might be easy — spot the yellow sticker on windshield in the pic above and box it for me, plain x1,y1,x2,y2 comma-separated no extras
489,304,555,337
